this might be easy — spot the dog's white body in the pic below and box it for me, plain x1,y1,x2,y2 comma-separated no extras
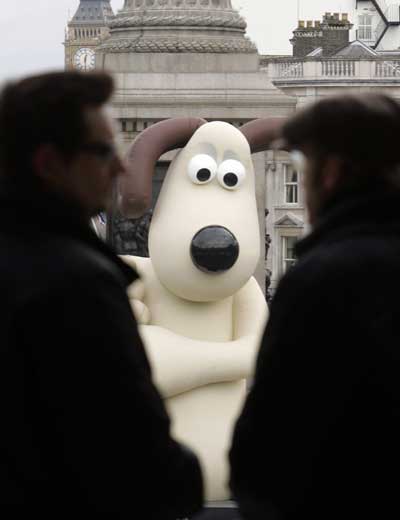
123,122,268,500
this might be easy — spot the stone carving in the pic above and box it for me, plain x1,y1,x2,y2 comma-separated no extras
110,13,247,30
98,36,256,53
111,210,153,257
124,0,234,9
109,0,254,55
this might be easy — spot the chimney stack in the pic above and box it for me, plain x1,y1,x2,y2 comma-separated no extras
291,12,353,58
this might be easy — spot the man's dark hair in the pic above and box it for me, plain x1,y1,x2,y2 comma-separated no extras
0,71,114,181
282,93,400,190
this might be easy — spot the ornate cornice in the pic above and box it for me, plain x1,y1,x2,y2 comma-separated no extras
98,36,256,53
100,0,257,55
110,13,246,30
123,0,234,8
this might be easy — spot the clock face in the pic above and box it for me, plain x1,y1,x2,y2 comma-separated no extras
73,48,95,71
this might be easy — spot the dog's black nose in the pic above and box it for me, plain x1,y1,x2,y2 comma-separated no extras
190,226,239,273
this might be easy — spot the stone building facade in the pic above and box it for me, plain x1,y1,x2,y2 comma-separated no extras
261,6,400,291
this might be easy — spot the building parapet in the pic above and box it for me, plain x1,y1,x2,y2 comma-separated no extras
260,56,400,83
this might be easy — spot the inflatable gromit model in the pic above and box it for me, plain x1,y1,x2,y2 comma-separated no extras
119,117,284,500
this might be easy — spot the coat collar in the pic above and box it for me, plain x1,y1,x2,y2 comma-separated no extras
0,181,138,287
296,187,400,258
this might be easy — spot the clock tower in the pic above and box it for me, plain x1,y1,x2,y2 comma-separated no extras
64,0,114,71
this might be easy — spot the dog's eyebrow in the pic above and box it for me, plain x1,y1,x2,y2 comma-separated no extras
197,143,217,159
223,150,240,161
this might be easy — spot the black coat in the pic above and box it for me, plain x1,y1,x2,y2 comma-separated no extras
0,186,203,517
230,188,400,519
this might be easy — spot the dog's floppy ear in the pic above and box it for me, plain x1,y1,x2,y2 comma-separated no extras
119,118,207,218
240,118,287,154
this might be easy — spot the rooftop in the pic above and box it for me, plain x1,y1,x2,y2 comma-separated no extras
70,0,114,26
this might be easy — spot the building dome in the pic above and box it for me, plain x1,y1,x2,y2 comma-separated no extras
99,0,256,54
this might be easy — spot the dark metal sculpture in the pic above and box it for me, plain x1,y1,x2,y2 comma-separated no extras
108,210,153,257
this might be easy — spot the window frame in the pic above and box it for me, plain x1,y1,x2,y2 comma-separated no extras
358,14,373,41
281,235,298,274
283,163,300,205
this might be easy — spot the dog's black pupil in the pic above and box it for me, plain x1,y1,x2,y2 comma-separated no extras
224,173,238,187
197,168,211,182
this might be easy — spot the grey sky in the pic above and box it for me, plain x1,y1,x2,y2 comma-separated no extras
0,1,353,82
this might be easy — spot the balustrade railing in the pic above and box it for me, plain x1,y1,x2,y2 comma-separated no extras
275,61,304,78
375,60,400,76
321,60,356,77
262,58,400,82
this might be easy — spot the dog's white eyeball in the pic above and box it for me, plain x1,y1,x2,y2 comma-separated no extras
188,155,218,185
217,160,246,190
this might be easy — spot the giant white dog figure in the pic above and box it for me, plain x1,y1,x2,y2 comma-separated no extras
119,117,283,500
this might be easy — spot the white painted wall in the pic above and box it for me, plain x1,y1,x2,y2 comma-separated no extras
356,1,400,50
378,23,400,50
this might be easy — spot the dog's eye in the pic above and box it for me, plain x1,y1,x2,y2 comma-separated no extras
217,160,246,190
188,155,217,185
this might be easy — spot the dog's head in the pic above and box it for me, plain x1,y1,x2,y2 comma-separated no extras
120,117,285,302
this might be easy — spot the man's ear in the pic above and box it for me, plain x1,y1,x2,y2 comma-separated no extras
32,144,66,182
322,156,343,195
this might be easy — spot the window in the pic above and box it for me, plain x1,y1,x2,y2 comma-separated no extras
284,165,299,204
358,14,373,41
282,236,298,272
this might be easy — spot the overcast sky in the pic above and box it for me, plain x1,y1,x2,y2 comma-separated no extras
0,0,354,83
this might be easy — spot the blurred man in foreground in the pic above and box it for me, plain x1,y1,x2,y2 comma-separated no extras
230,94,400,519
0,71,203,516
